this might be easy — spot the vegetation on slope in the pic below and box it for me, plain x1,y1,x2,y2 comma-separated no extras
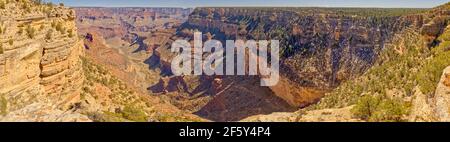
313,26,450,121
351,95,410,122
81,57,203,122
417,31,450,94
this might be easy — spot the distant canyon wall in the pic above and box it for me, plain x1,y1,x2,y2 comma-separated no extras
179,8,425,89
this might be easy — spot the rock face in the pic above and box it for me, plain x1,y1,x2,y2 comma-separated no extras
408,66,450,122
75,7,193,93
0,1,85,120
421,4,450,47
409,87,437,122
162,7,426,121
181,7,424,89
435,66,450,121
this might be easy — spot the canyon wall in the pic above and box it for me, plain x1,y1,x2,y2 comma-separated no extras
0,1,84,116
162,8,427,121
180,8,425,89
242,4,450,122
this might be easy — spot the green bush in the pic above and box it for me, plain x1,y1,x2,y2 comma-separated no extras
87,112,126,122
51,21,56,28
68,29,74,38
0,44,3,54
39,24,45,31
21,3,31,13
370,99,410,122
17,27,23,35
46,2,53,8
0,1,5,9
417,33,450,95
8,39,13,46
351,95,382,120
55,22,64,33
45,29,53,40
314,29,430,110
0,95,7,116
351,95,410,122
121,105,147,122
25,25,35,39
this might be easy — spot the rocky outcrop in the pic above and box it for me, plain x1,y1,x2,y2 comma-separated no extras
0,103,91,122
407,66,450,122
434,66,450,121
0,1,84,120
408,87,437,122
241,106,359,122
421,3,450,47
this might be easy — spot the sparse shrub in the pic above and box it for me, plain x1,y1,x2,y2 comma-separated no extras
46,2,53,8
370,99,411,122
55,22,66,34
44,7,51,16
68,29,74,38
0,43,3,54
55,22,62,31
8,39,13,46
351,95,410,122
39,24,44,31
351,95,382,120
82,86,92,94
121,105,147,122
25,25,35,39
45,29,53,40
0,95,7,116
87,106,147,122
100,77,109,86
51,21,56,28
60,27,66,34
17,27,23,35
0,1,5,9
21,3,31,13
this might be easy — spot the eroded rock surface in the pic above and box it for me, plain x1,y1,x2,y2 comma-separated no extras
0,1,85,121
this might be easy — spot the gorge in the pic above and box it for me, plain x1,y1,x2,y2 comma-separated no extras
0,0,449,122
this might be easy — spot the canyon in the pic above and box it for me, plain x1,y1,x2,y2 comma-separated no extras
73,5,450,121
0,1,201,122
0,0,449,122
0,0,86,121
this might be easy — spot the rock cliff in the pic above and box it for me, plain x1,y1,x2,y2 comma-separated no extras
182,7,424,87
154,7,427,121
0,0,84,120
